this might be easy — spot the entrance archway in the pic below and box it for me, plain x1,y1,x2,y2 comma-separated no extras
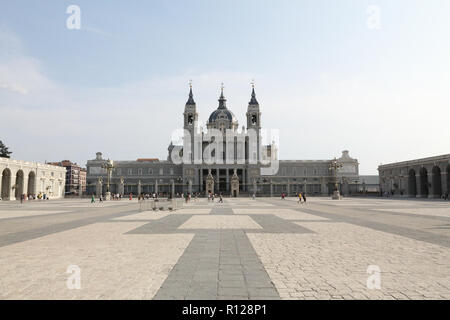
419,167,429,197
15,170,24,199
408,169,417,197
28,171,36,196
432,166,442,197
1,168,11,200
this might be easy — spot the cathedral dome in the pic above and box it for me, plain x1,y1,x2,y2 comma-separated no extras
206,85,238,130
208,108,237,123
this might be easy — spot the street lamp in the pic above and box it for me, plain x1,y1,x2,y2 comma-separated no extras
101,159,114,200
329,157,343,200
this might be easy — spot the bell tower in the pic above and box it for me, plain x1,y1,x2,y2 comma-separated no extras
184,81,198,130
183,81,198,164
246,81,261,163
246,81,261,130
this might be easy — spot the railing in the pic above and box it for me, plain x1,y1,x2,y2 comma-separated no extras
138,198,184,212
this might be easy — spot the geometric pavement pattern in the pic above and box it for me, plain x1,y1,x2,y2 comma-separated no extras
0,197,449,299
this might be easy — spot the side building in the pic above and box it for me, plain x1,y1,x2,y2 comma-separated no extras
378,154,450,198
48,160,87,195
0,157,66,200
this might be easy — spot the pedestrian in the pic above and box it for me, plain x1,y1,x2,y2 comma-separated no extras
219,194,223,203
298,192,302,204
99,195,103,202
91,195,95,203
302,192,307,204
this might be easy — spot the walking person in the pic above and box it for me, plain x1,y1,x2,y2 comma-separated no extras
99,195,103,202
219,194,223,203
298,192,302,204
302,192,307,204
91,195,95,203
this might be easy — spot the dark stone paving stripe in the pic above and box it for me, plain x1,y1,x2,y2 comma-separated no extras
0,208,140,248
125,215,192,234
296,206,450,248
153,230,280,300
248,214,314,234
210,207,234,215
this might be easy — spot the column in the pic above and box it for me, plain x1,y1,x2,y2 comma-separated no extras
253,179,257,195
171,179,175,198
226,169,230,192
155,180,159,194
442,169,448,194
243,168,247,192
200,169,203,193
9,173,16,201
321,178,328,196
415,173,422,198
96,180,102,196
23,176,28,197
270,180,273,197
188,179,192,194
216,170,219,193
137,180,142,195
287,180,290,196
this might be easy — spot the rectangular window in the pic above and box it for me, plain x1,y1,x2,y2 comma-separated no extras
128,169,132,175
159,168,164,175
148,168,153,175
170,168,174,175
138,168,143,175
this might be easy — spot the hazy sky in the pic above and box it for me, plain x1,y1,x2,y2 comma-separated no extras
1,0,449,174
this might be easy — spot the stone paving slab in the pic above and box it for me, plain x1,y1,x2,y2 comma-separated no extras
0,222,193,299
247,221,450,300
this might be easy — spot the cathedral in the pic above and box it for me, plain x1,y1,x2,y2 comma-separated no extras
86,85,362,197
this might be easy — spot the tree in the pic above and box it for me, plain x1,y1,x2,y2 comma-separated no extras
0,140,12,158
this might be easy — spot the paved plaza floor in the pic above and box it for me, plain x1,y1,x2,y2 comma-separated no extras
0,197,449,300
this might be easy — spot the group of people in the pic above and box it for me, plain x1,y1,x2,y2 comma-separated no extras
207,192,223,203
297,192,307,204
17,193,49,203
280,192,307,203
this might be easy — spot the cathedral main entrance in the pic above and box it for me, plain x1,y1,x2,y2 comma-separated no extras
201,168,244,194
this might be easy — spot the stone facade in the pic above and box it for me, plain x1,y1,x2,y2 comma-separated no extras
0,157,66,200
86,86,364,197
378,154,450,198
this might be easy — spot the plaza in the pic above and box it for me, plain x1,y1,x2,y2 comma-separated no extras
0,197,449,300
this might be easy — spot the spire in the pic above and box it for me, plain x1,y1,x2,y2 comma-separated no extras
249,80,259,105
218,82,227,109
186,80,195,105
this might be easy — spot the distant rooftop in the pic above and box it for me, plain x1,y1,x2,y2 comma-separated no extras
136,158,159,162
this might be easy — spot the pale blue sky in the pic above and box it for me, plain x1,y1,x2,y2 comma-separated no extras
1,1,449,174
